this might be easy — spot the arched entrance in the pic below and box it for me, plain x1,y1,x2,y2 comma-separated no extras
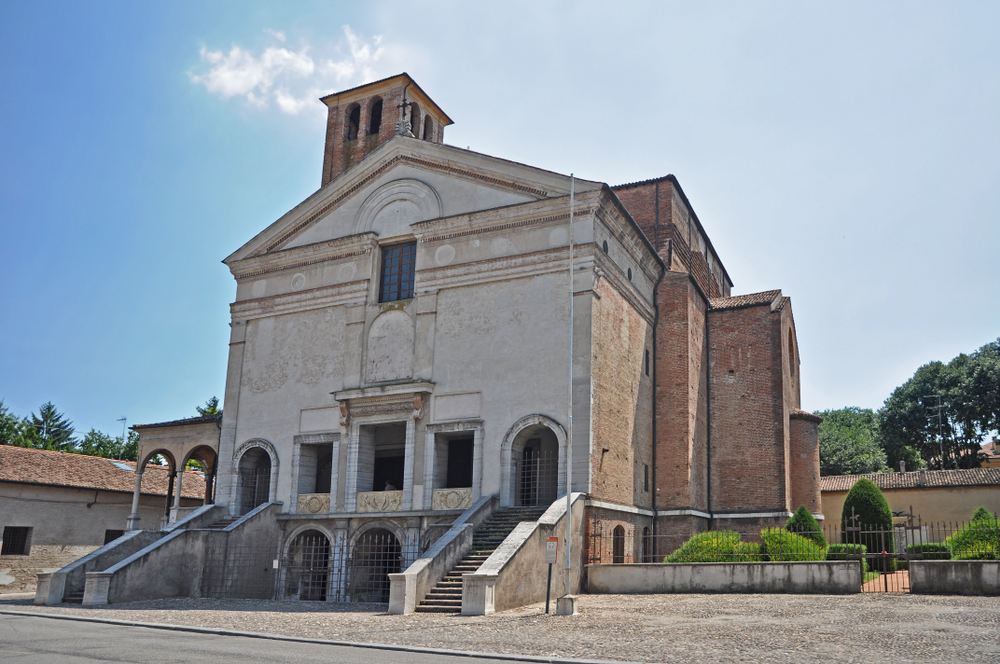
284,530,330,601
514,428,559,507
238,447,271,515
349,528,401,603
612,526,626,564
184,445,218,504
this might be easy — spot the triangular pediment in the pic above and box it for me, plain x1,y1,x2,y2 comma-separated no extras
224,137,600,265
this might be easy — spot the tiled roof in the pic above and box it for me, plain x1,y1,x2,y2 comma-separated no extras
790,409,823,423
709,290,782,311
821,468,1000,492
611,174,676,190
0,445,205,498
132,414,221,430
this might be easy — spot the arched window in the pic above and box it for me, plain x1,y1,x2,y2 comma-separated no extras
345,104,360,141
602,240,608,253
408,102,419,136
642,527,652,562
422,117,433,141
368,98,383,135
627,268,632,281
788,329,796,375
612,526,625,564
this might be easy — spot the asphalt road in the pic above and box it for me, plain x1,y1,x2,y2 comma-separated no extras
0,613,586,664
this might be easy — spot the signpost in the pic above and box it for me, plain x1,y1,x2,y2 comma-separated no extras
545,536,558,614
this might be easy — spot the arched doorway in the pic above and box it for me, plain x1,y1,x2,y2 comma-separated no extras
238,447,271,515
349,528,401,603
184,445,218,504
514,429,559,507
284,530,330,601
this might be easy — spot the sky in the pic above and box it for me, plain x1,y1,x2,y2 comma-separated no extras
1,1,998,438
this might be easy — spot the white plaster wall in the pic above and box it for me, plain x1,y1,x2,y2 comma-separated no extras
234,306,346,508
286,165,535,249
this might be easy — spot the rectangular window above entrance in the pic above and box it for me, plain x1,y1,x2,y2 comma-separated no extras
379,242,416,303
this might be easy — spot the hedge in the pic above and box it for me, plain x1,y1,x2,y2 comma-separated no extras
760,528,826,562
664,531,764,563
785,505,827,548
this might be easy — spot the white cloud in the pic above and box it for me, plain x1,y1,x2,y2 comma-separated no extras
191,25,391,117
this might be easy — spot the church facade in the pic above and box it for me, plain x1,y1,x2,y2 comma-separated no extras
130,73,821,602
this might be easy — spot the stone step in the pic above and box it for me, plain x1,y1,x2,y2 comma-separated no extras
420,598,463,607
63,592,84,604
414,605,460,613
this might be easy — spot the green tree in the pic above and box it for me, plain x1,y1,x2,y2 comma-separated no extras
817,407,890,475
26,402,76,451
78,429,138,461
196,396,221,417
0,400,27,447
879,342,998,470
841,478,895,571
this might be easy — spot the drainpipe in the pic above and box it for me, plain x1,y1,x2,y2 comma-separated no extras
705,298,712,526
650,183,667,556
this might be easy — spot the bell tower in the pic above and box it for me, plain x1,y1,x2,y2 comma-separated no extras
319,73,454,186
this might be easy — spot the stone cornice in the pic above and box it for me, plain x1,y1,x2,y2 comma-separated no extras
230,280,368,320
229,233,378,280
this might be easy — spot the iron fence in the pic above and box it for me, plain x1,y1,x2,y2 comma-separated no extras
587,509,1000,594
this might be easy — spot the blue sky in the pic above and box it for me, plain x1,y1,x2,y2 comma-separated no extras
1,1,998,438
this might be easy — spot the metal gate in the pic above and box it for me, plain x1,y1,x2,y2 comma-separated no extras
346,529,401,603
240,462,270,515
515,448,558,507
284,531,331,601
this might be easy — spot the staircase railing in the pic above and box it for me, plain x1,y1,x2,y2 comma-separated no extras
388,494,498,614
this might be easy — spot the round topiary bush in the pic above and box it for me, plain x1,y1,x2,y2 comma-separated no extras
841,478,895,572
785,505,827,548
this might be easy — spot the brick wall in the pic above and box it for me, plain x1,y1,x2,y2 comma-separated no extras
589,278,653,507
707,303,788,514
789,412,822,515
654,272,709,513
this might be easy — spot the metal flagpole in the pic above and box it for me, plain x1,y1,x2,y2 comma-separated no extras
564,174,574,598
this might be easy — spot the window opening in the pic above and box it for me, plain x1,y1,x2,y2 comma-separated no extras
1,526,30,556
644,464,649,492
368,99,383,135
285,530,330,601
379,242,416,302
104,529,124,545
642,527,652,562
446,438,474,488
627,268,632,281
422,117,433,141
602,240,608,253
788,329,796,375
346,104,360,141
408,103,419,136
644,349,650,376
359,423,406,492
612,526,625,564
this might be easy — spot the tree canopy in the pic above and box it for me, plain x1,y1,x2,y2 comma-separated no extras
196,396,221,417
0,400,135,460
816,407,890,475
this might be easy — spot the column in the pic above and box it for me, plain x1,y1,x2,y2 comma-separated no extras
126,469,143,531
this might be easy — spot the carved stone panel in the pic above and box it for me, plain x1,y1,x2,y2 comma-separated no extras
432,487,472,510
356,490,403,513
297,493,331,514
366,310,414,383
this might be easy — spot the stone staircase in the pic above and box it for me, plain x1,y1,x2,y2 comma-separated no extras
415,506,546,613
201,515,239,530
62,590,84,604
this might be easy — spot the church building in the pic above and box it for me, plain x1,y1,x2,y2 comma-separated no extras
40,74,820,610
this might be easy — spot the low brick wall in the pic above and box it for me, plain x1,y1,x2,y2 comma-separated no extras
1,545,97,594
910,561,1000,595
587,561,860,594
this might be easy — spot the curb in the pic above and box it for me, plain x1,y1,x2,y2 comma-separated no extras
0,609,639,664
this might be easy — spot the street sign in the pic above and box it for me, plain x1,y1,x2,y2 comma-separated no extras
546,536,558,564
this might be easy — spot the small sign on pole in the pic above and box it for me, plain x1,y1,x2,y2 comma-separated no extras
545,536,558,613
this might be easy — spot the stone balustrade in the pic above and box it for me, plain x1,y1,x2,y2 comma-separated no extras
356,490,403,513
297,493,331,514
432,487,472,510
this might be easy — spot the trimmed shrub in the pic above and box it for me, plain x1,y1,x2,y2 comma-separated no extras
785,505,827,548
841,478,895,572
906,543,951,561
827,543,868,573
945,508,999,560
664,531,763,563
760,528,826,562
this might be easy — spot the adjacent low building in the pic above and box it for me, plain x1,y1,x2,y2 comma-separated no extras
0,446,204,593
820,468,1000,526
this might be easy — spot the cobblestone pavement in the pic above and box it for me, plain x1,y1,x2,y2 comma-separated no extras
3,594,999,663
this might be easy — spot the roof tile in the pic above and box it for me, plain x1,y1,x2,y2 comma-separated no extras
821,468,1000,492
